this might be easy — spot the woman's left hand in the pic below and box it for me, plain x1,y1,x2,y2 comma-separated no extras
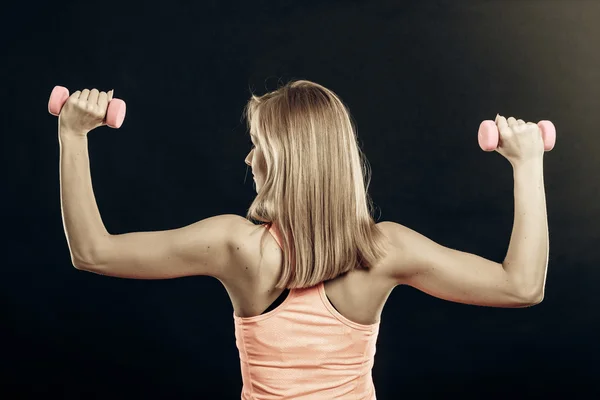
59,88,114,137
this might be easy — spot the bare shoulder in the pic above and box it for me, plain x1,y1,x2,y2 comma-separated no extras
373,221,537,307
372,221,406,283
227,218,282,274
229,218,277,250
375,220,463,280
227,219,407,286
374,220,460,285
375,219,490,282
79,214,256,281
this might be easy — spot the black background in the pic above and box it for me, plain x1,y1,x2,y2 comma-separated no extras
2,0,599,398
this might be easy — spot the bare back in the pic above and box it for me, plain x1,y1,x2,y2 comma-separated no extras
218,221,397,325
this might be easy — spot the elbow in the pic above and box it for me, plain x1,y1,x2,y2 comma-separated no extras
70,253,88,270
525,293,543,306
72,259,95,271
520,286,544,306
71,240,109,271
72,249,101,271
531,290,544,305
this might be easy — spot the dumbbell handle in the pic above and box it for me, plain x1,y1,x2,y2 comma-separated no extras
48,86,126,129
478,120,556,152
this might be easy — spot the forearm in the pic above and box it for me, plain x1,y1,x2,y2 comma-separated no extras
502,159,549,299
59,130,110,266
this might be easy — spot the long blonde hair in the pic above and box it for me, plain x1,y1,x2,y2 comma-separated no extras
243,79,387,289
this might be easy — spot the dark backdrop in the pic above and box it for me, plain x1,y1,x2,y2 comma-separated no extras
2,0,599,398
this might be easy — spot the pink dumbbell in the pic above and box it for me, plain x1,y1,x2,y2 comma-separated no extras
48,86,127,129
478,119,556,152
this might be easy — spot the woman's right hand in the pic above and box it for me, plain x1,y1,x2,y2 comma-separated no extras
495,115,545,166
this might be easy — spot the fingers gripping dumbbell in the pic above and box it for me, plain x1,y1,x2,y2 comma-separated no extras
478,119,556,152
48,85,127,129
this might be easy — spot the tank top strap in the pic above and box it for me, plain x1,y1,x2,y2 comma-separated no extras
263,222,282,248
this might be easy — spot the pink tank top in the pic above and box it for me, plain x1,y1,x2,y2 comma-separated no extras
233,223,380,399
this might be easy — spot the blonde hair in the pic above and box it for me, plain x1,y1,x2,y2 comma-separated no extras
243,79,387,289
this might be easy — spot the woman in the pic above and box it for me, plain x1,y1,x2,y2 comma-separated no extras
59,80,548,399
